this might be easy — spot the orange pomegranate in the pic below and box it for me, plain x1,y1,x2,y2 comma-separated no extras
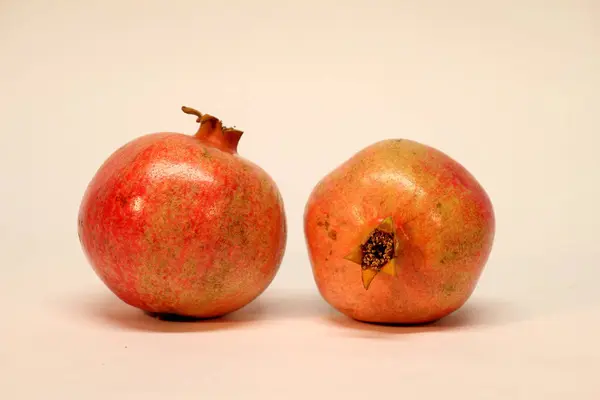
304,139,495,324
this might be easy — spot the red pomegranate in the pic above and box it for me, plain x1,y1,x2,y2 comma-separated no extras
78,106,287,319
304,139,495,324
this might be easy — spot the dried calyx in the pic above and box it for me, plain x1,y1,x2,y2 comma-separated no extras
360,229,395,270
344,217,398,290
181,106,243,154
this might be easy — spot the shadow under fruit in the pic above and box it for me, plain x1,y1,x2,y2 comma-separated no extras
304,139,495,324
78,106,287,319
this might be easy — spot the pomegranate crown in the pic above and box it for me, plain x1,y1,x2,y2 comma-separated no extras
181,106,243,154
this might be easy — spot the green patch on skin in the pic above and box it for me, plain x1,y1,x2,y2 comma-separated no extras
431,195,487,268
411,163,423,173
227,219,249,246
440,272,471,297
199,147,212,159
181,258,199,279
136,266,180,309
442,283,457,296
200,258,253,302
439,249,460,265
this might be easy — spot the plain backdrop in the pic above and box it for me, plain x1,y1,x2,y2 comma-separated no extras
1,0,599,398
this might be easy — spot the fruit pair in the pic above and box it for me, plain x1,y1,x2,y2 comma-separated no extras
78,107,495,324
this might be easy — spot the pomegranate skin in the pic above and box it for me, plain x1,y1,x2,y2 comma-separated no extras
304,139,495,324
78,109,286,318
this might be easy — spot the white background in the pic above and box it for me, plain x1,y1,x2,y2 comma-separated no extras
1,0,599,398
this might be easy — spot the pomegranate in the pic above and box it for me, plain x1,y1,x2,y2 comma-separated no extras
78,106,287,319
304,139,495,324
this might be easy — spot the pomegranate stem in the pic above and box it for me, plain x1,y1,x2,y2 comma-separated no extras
181,106,205,123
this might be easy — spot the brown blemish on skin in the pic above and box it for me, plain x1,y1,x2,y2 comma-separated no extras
328,230,337,240
116,193,128,207
317,215,331,231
